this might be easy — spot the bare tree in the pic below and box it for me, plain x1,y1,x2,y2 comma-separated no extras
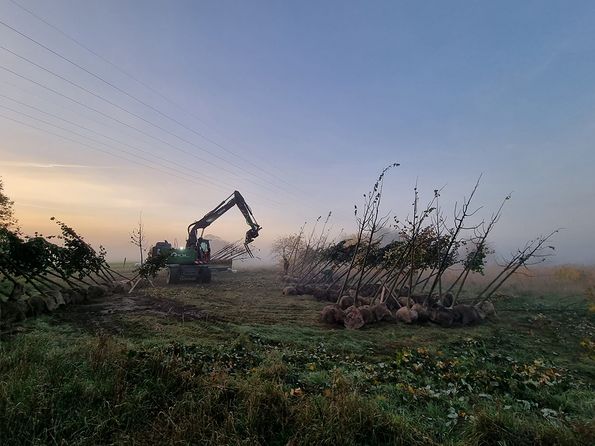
338,163,399,301
424,176,482,305
272,234,304,275
130,213,146,265
446,193,511,305
476,229,559,302
281,170,559,330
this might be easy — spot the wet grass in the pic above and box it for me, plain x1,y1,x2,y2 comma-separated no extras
0,269,593,445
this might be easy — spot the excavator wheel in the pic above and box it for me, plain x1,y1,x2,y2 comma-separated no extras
196,267,212,284
166,266,181,285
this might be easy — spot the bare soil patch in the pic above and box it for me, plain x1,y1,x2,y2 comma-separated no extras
52,292,211,333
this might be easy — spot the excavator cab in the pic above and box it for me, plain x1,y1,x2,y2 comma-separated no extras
196,238,211,263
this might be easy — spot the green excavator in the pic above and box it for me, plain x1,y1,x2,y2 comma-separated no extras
150,191,261,284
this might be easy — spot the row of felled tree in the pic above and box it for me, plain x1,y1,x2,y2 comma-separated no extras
279,164,556,329
0,180,127,327
0,219,129,327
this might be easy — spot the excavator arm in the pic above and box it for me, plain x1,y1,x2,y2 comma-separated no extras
186,191,262,256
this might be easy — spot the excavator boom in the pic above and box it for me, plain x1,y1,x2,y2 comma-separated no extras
186,191,262,256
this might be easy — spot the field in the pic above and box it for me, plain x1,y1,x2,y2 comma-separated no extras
1,268,594,445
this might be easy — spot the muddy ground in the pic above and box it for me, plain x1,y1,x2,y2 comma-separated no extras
49,268,326,335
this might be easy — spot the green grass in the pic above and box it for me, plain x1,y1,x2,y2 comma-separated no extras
1,269,594,445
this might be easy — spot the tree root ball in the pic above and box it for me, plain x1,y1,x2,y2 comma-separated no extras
411,303,430,322
395,306,418,324
282,286,298,296
9,282,24,300
41,294,59,312
398,294,441,307
344,306,365,330
453,304,482,325
302,284,315,295
338,295,354,310
358,305,376,324
356,296,372,306
429,307,455,327
320,304,345,325
27,294,47,315
372,302,395,322
327,288,341,301
476,300,495,318
67,289,87,304
112,284,125,294
294,285,306,295
313,287,330,301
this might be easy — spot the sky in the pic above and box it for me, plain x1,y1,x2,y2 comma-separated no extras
0,0,594,264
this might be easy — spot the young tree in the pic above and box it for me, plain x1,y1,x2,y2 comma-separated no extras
272,234,304,275
339,163,398,300
130,213,146,265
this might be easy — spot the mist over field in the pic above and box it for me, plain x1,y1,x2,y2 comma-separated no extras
4,166,594,266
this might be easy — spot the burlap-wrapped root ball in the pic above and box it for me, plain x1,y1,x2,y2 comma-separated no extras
320,304,345,325
344,305,365,330
452,304,483,326
411,303,430,322
476,300,495,318
372,302,395,322
338,295,354,310
282,286,298,296
429,307,455,327
395,306,418,324
358,305,376,324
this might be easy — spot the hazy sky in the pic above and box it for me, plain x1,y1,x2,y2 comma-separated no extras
1,0,594,263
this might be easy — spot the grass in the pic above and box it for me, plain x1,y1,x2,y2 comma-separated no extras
0,268,594,445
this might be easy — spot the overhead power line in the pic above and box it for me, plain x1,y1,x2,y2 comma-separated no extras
0,98,282,205
0,14,301,196
9,0,298,192
0,45,282,194
0,111,225,191
0,63,271,192
8,0,181,110
0,97,224,188
0,105,280,205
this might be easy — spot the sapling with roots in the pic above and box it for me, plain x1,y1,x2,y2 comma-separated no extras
0,217,127,327
273,233,306,276
279,167,558,329
476,230,558,302
130,213,146,265
338,163,399,300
